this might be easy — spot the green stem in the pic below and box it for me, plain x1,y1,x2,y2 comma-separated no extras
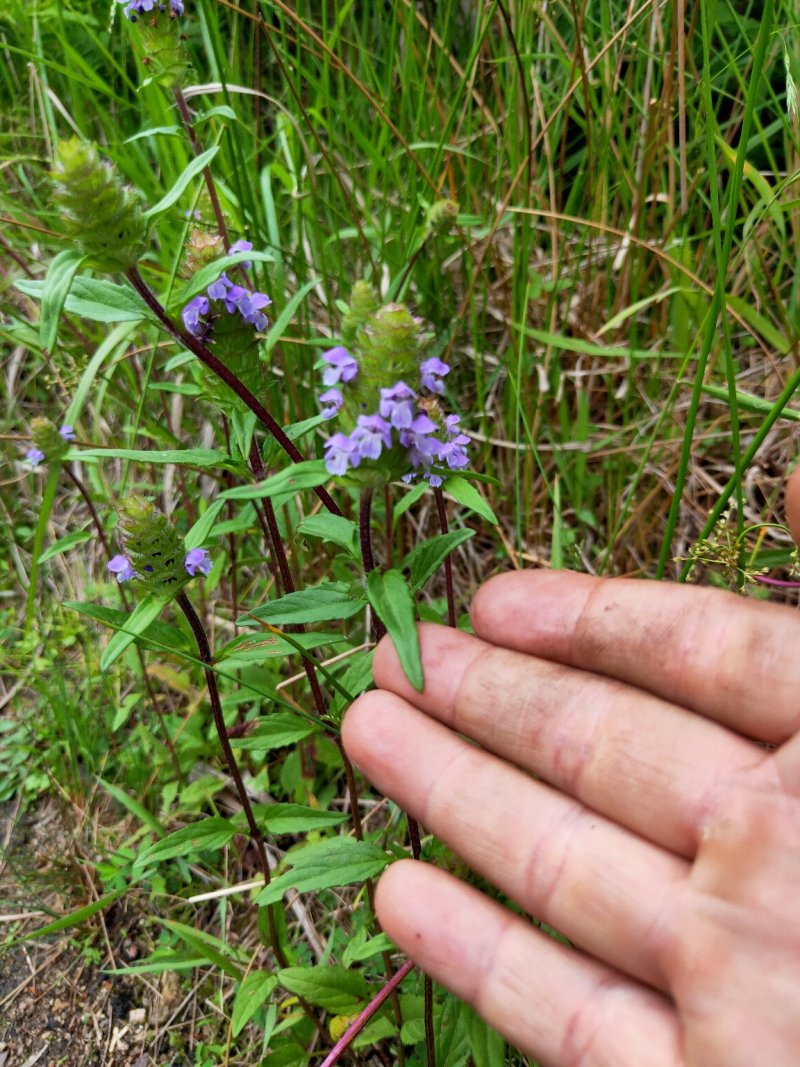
656,1,773,577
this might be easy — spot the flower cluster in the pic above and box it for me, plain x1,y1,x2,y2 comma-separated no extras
117,0,184,20
25,424,75,468
320,350,469,487
182,241,271,340
107,547,211,583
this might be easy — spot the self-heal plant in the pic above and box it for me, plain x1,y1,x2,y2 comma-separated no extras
179,233,272,415
51,139,149,273
25,419,76,467
318,287,470,488
117,0,185,19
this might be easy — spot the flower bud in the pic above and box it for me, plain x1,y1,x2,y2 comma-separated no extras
426,198,459,233
117,496,189,594
341,280,380,349
51,139,149,273
119,1,190,90
183,230,225,276
30,418,72,463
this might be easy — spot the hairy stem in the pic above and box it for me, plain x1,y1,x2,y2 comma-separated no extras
126,267,342,517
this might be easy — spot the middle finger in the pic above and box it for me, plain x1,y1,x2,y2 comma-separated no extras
372,625,767,857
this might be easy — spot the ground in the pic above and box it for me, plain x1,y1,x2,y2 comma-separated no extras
0,801,151,1067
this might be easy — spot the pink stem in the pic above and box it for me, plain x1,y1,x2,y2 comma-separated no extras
754,575,800,588
319,959,415,1067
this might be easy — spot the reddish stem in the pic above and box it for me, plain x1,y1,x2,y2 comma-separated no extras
125,266,342,518
319,960,415,1067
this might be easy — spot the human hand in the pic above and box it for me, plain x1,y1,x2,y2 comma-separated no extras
342,487,800,1066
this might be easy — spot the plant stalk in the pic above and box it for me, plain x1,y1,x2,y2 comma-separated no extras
434,489,457,628
175,591,286,965
125,267,342,517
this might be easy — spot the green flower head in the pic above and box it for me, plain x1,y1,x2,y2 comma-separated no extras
51,139,149,273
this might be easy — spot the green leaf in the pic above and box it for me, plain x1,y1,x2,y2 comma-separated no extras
124,125,182,143
216,630,344,664
65,601,189,654
134,816,237,868
402,529,475,593
462,1004,506,1067
393,480,428,521
263,278,319,353
184,498,226,550
242,584,365,626
255,836,391,905
100,592,172,671
40,249,86,353
16,277,153,324
699,383,800,422
66,323,140,425
97,777,164,835
173,249,276,306
444,476,498,524
229,713,321,752
10,888,126,946
143,146,219,220
75,447,228,468
365,569,423,691
277,965,369,1015
158,919,245,980
250,803,349,835
232,972,277,1037
297,513,359,556
104,950,207,975
342,931,395,967
218,460,329,502
38,528,92,563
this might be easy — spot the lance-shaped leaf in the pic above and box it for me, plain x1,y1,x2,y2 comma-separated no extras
242,584,365,627
100,592,172,671
365,569,423,691
254,836,391,905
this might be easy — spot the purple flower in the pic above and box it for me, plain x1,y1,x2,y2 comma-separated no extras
351,414,393,461
59,425,76,441
118,0,183,18
117,0,154,19
207,275,231,301
228,240,253,269
184,548,212,577
322,346,358,386
182,294,210,335
26,448,45,467
324,432,361,476
420,356,450,394
223,284,247,314
379,381,417,429
319,388,344,419
107,554,137,583
236,290,271,331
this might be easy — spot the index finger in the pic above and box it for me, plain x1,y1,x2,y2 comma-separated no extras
471,571,800,743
